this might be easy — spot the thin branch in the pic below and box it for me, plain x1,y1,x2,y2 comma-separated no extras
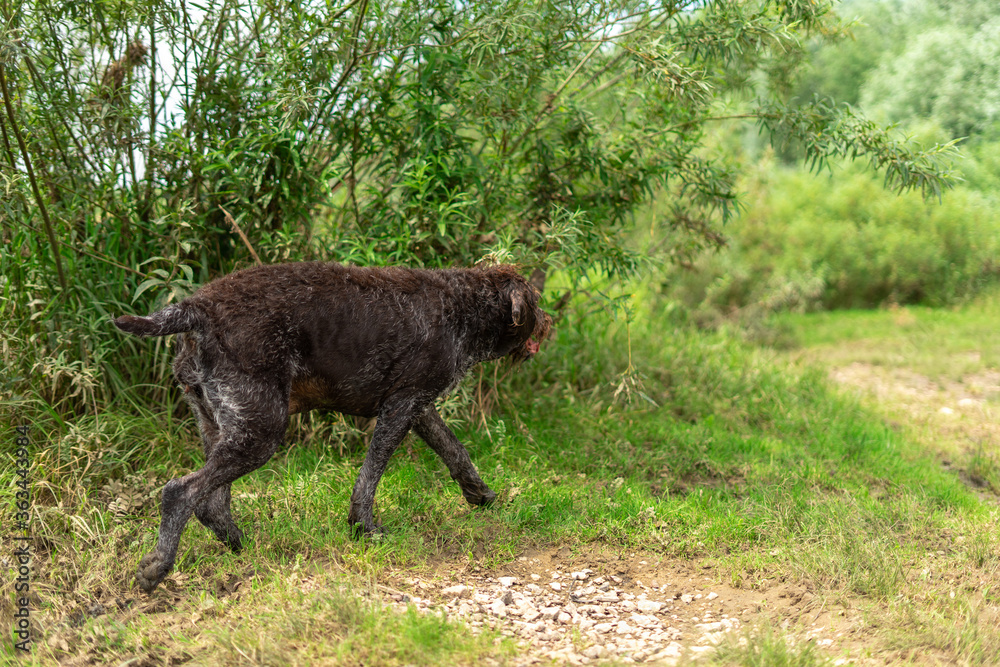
220,206,262,265
143,6,157,219
0,112,17,168
505,38,605,161
21,58,82,189
0,61,68,292
658,113,759,136
19,219,149,277
307,0,372,135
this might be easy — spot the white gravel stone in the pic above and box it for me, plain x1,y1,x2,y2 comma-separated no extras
489,599,507,617
550,581,562,591
541,606,560,620
651,642,683,660
706,592,719,601
636,599,662,613
616,621,636,635
441,584,469,598
499,576,518,588
629,613,660,629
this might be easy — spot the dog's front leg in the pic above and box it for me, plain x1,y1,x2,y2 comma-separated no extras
347,394,424,534
414,407,496,506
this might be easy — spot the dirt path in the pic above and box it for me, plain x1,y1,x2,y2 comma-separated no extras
367,359,1000,665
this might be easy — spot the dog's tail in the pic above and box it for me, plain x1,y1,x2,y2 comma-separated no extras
114,303,203,337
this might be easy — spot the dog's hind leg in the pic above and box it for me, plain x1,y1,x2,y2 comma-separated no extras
137,382,287,593
186,387,244,552
195,485,242,552
347,392,427,534
414,407,496,506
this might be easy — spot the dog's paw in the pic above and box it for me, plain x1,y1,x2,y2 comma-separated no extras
348,518,385,539
136,551,172,593
227,531,244,553
219,523,244,553
464,488,497,506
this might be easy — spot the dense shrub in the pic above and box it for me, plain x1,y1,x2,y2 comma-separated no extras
666,153,1000,318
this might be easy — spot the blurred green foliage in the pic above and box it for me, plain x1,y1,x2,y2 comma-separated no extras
667,154,1000,325
794,0,1000,143
670,0,1000,327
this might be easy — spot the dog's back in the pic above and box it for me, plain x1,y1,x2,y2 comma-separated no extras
116,262,547,417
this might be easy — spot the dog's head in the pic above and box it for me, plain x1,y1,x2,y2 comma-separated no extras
486,265,552,362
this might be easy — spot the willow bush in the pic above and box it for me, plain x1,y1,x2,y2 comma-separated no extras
0,0,957,416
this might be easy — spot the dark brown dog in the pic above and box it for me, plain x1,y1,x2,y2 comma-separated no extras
115,262,550,593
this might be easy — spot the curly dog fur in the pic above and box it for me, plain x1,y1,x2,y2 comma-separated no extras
115,262,550,593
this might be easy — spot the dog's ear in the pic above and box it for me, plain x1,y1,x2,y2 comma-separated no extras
510,289,526,326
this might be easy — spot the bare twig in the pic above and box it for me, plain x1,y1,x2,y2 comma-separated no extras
504,38,605,160
0,112,17,168
307,0,372,135
220,206,263,265
19,219,148,277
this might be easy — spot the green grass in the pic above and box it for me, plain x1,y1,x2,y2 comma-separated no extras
709,623,835,666
3,290,1000,664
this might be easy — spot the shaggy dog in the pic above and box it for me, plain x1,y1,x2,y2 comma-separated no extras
115,262,550,593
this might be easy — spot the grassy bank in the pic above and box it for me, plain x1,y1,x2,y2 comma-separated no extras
3,291,999,664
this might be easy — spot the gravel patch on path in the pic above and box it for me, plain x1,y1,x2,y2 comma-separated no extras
380,546,857,665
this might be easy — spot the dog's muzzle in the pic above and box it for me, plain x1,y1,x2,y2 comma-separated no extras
525,338,540,357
